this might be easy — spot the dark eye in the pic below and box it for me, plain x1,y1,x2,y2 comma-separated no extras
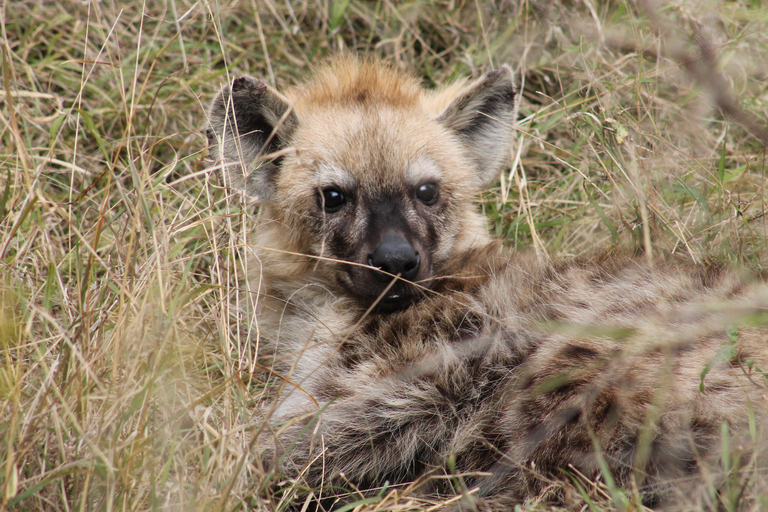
317,187,347,213
415,182,439,205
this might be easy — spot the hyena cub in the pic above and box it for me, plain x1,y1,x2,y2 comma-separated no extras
207,59,768,509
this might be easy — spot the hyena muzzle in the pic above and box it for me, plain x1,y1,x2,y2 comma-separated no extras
206,58,768,510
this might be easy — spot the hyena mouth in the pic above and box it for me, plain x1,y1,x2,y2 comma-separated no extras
372,288,420,313
339,258,427,313
349,267,425,313
340,272,424,313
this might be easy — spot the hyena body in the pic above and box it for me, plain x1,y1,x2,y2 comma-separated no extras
207,59,768,509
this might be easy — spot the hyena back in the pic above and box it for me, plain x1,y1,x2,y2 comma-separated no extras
206,58,768,509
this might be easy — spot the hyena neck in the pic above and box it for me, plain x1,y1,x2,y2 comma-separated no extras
250,232,513,358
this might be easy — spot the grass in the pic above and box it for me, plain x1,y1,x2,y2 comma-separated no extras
1,0,767,510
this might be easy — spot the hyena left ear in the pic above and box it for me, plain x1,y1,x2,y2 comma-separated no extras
438,66,518,187
206,76,297,199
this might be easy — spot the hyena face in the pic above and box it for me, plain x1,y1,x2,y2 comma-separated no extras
207,59,517,310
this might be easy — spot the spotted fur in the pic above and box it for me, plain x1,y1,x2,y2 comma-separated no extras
206,58,768,509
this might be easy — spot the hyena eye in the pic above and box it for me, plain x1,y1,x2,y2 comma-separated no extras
318,187,347,213
415,182,439,205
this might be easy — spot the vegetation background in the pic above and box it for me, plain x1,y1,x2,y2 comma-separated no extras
1,0,767,510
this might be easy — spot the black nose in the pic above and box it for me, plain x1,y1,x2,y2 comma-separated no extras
368,231,421,282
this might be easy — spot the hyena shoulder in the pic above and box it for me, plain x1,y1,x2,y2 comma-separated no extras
206,59,768,509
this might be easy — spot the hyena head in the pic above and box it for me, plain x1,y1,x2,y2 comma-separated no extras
207,59,518,311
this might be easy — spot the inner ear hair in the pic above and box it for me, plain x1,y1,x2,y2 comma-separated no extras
438,65,518,187
206,76,297,198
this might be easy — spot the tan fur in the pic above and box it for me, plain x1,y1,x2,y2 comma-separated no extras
206,59,768,510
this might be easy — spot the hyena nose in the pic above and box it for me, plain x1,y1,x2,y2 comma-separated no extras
368,232,421,282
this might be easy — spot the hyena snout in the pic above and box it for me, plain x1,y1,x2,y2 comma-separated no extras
368,230,421,282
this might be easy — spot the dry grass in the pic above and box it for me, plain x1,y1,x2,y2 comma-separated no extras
1,0,767,510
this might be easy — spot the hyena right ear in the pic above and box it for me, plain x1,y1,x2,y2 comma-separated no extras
206,76,297,199
438,66,518,187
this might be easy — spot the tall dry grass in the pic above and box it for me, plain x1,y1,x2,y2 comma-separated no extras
1,0,767,510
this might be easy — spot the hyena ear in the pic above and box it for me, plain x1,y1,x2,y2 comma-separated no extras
206,76,297,198
437,66,518,187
